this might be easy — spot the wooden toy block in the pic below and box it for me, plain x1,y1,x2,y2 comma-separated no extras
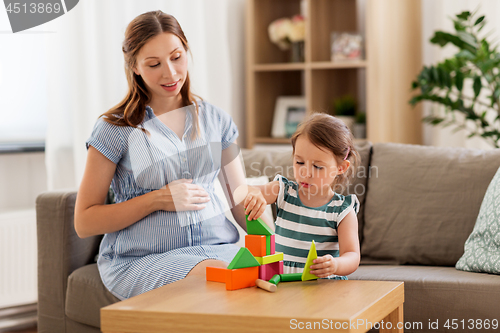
269,274,281,285
255,252,283,265
255,279,277,292
206,266,227,283
269,234,275,255
225,266,259,290
259,260,284,280
227,247,260,269
246,216,274,236
301,240,319,281
280,273,303,282
245,235,267,257
266,235,270,255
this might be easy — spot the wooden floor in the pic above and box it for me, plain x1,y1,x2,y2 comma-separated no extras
3,326,37,333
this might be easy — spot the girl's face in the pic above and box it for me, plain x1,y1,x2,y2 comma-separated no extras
293,135,349,197
133,32,188,104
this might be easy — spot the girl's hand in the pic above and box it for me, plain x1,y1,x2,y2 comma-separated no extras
158,179,210,211
242,186,267,220
309,254,339,278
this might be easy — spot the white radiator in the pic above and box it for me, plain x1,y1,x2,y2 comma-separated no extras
0,210,37,309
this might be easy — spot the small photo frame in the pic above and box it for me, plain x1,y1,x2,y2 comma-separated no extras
331,32,363,62
271,96,307,138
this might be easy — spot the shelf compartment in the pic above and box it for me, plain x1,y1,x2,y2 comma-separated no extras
309,68,361,115
309,60,367,69
250,0,303,64
254,63,306,71
252,71,304,139
309,0,358,62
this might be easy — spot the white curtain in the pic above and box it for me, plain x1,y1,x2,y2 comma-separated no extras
44,0,246,190
422,0,500,149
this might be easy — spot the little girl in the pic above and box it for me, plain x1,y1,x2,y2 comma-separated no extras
243,113,360,279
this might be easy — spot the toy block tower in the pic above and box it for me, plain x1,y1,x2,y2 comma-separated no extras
245,216,283,281
206,216,284,290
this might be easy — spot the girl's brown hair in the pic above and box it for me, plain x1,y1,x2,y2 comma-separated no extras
291,112,360,189
101,10,200,137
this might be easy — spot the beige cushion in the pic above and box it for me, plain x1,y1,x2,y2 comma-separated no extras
361,143,500,266
66,264,119,328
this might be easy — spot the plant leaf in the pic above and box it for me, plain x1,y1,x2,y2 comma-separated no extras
430,31,463,48
473,76,482,98
456,49,475,60
457,11,471,20
455,71,464,91
453,20,466,32
457,31,478,49
474,16,485,26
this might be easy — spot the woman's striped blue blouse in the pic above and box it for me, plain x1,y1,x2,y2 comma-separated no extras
85,101,241,300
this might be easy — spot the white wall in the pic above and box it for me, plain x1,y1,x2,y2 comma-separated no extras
0,153,47,211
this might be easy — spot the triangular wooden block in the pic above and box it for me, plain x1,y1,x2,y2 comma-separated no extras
301,240,318,281
227,247,260,269
246,216,274,236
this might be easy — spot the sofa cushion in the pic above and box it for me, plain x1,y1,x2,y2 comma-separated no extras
349,265,500,333
456,166,500,274
66,264,119,328
241,141,372,242
362,143,500,266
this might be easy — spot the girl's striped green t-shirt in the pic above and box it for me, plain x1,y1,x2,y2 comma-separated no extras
273,175,359,277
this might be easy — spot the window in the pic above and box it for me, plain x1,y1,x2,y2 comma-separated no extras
0,9,48,147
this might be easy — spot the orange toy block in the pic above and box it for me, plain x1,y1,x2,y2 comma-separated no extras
245,235,267,257
225,266,259,290
206,266,227,283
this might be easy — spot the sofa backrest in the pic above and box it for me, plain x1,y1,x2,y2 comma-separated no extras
361,143,500,266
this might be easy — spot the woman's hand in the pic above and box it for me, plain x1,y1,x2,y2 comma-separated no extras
157,179,210,211
240,185,267,220
309,254,339,278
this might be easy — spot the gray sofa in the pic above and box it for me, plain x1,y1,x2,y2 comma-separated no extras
36,142,500,333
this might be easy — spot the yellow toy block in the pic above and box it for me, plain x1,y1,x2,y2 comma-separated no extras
301,240,318,281
254,252,283,265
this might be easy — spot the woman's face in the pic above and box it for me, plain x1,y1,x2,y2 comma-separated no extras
133,32,188,103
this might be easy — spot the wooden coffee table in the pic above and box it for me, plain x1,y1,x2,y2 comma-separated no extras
101,275,404,333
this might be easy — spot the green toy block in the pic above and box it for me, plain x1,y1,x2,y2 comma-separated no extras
266,235,271,255
269,274,281,285
280,273,303,282
246,215,274,236
227,247,260,269
301,240,318,281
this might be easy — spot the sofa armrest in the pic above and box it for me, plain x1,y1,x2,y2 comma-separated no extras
36,191,102,333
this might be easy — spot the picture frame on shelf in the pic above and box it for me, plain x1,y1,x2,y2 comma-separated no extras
331,32,363,62
271,96,307,138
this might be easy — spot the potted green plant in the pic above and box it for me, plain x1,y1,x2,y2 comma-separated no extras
410,10,500,148
353,112,366,139
333,95,357,134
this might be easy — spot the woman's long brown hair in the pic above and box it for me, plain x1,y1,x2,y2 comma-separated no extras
101,10,200,137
